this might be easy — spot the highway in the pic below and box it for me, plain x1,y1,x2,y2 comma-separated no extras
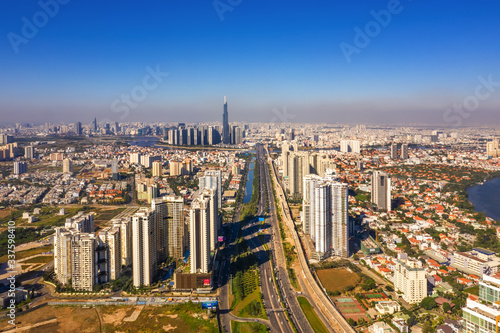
265,145,356,333
218,146,298,333
255,145,316,333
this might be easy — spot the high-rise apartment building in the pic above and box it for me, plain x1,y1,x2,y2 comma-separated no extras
132,208,157,287
152,160,162,177
24,145,34,159
129,152,141,164
394,257,427,304
190,196,210,274
222,96,230,144
13,161,27,175
401,143,409,160
302,175,349,259
111,158,119,180
98,226,121,280
64,211,95,233
289,151,311,197
200,170,222,209
487,139,499,157
340,140,361,154
201,189,218,251
390,143,398,160
54,228,73,285
164,196,185,259
113,218,132,267
71,233,96,291
63,158,73,174
371,170,392,211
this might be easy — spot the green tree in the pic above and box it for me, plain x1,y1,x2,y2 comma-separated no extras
442,302,451,313
420,296,437,310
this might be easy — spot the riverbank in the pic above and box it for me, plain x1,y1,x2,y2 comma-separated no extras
467,177,500,221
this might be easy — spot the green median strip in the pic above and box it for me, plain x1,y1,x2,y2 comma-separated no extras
297,297,329,333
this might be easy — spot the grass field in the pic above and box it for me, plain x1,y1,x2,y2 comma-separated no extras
0,244,52,262
232,270,267,319
317,268,361,293
464,285,479,296
22,255,53,264
231,321,268,333
297,297,329,333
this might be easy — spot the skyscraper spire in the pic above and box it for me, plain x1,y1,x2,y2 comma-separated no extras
222,96,230,144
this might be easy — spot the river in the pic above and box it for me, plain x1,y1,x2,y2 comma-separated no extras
243,160,255,204
467,177,500,221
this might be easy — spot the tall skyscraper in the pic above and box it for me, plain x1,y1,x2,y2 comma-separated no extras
92,117,97,133
75,121,82,135
222,96,230,144
190,196,210,274
401,143,409,160
132,208,157,287
371,171,392,211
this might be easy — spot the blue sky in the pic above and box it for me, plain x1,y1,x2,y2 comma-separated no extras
1,0,500,125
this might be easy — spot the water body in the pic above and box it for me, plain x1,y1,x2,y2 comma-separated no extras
128,137,161,147
467,178,500,221
243,160,255,204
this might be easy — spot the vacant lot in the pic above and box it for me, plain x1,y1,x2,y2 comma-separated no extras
317,268,360,293
0,303,218,333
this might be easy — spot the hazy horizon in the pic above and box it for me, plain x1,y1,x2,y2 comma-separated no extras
2,1,500,126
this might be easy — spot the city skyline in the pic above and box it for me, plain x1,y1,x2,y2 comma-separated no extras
2,1,500,125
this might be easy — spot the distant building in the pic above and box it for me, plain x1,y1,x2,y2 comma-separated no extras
50,152,64,161
390,143,398,160
129,152,141,164
111,158,119,180
24,145,34,159
13,161,27,175
222,96,230,144
487,139,499,157
63,158,73,174
401,143,409,160
371,170,391,211
340,140,360,154
152,160,162,177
